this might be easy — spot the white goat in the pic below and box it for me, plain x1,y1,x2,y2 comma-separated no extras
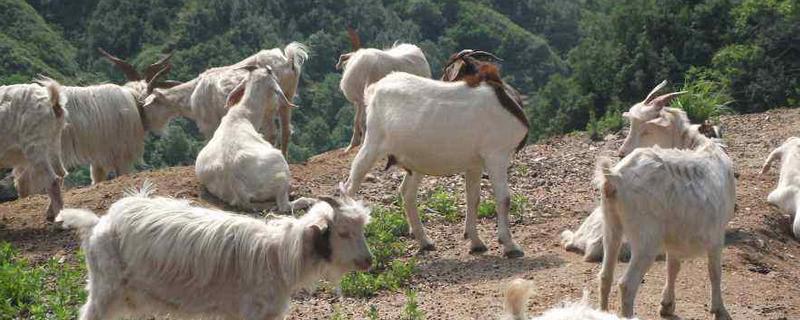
503,278,633,320
597,81,735,319
12,50,177,195
56,181,373,320
561,207,632,262
346,63,528,258
195,66,313,212
761,136,800,238
143,42,308,156
0,77,68,220
337,31,431,151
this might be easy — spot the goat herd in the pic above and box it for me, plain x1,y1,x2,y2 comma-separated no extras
1,33,797,320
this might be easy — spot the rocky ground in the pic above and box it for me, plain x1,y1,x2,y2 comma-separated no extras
2,109,799,319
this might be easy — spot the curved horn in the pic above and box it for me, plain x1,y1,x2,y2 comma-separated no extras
643,80,668,104
467,50,503,62
143,51,175,82
346,26,361,50
649,91,688,110
147,65,172,94
97,47,141,81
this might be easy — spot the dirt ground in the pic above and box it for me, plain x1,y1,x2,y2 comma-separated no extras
1,109,799,319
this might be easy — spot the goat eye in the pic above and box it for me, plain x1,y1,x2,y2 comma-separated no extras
338,232,351,239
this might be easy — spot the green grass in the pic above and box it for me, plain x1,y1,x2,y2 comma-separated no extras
422,188,459,223
477,194,529,218
401,290,425,320
0,242,86,319
340,206,417,298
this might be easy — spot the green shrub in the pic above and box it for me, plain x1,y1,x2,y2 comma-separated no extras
673,68,734,123
477,194,528,218
401,290,425,320
422,188,459,223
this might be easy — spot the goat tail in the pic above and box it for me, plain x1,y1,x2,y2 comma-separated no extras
56,209,100,239
594,157,616,198
34,75,68,118
504,278,534,320
123,179,157,198
284,42,309,72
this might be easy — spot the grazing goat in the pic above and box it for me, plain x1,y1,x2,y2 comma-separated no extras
560,120,721,262
597,81,735,319
337,28,432,151
57,181,373,320
761,136,800,238
143,42,308,156
346,59,529,258
12,49,178,195
503,278,632,320
195,66,313,212
0,77,68,220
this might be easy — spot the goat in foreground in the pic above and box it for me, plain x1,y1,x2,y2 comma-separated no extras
195,66,313,212
57,182,372,320
346,56,528,258
598,81,735,319
337,28,432,151
761,136,800,238
503,278,633,320
0,77,68,220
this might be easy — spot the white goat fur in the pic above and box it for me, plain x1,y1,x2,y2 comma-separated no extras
561,207,632,262
339,43,432,150
14,83,147,196
195,67,311,212
144,43,308,156
0,78,68,220
56,182,373,320
346,72,526,257
504,279,633,320
598,106,735,319
761,136,800,238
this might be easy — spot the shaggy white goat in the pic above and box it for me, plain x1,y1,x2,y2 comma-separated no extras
13,50,177,195
337,32,432,151
143,42,308,156
346,63,528,258
597,81,735,320
561,207,632,262
761,136,800,238
503,278,634,320
57,181,373,320
0,77,68,220
195,66,313,212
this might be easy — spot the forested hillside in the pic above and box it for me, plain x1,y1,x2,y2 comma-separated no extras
2,0,798,184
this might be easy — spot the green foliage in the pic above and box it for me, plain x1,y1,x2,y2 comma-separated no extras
477,194,527,218
401,290,425,320
367,305,380,320
339,206,416,298
673,68,734,123
141,118,204,169
330,305,350,320
0,243,87,319
422,188,459,223
64,166,92,188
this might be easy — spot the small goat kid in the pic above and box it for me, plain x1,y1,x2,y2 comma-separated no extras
761,136,800,238
0,77,68,220
337,29,432,151
57,182,372,320
13,49,178,195
597,81,735,319
346,61,528,258
143,43,308,156
503,278,634,320
195,66,312,212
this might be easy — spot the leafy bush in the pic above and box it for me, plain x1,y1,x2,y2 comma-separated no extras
402,290,425,320
0,243,87,319
673,68,734,123
422,188,459,223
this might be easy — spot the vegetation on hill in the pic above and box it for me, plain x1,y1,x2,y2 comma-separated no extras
1,0,798,186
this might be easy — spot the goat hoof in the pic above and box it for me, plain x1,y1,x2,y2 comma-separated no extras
712,308,731,320
504,249,524,259
469,244,488,254
659,302,675,317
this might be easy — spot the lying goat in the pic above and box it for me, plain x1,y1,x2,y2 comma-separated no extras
57,181,372,320
503,278,634,320
761,136,800,238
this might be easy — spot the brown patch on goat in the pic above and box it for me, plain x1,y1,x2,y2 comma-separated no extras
45,83,64,118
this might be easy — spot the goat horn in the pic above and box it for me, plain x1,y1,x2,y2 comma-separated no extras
143,51,175,83
97,47,141,81
643,80,668,104
346,26,361,50
147,65,172,94
468,50,503,62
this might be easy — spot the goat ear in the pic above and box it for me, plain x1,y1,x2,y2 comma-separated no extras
226,80,247,108
622,112,631,118
442,59,465,82
646,116,672,128
336,53,352,70
306,218,332,260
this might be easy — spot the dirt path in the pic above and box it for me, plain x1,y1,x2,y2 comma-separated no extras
2,109,799,319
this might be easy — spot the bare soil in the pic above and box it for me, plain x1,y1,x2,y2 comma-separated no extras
1,109,799,319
